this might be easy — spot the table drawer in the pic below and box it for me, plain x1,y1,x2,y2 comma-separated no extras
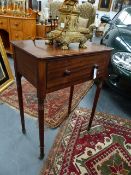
10,19,22,31
0,18,8,29
47,54,109,90
11,31,23,40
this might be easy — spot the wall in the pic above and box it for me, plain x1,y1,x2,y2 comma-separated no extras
94,0,117,19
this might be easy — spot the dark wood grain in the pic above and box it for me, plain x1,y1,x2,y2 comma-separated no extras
46,53,109,91
37,61,46,159
11,40,112,60
11,40,112,159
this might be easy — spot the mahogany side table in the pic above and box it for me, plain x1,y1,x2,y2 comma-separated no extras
11,40,112,159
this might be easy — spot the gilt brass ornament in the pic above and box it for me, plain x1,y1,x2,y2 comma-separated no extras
47,0,87,50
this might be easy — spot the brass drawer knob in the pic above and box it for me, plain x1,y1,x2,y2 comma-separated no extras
64,70,71,76
15,34,18,38
0,21,3,24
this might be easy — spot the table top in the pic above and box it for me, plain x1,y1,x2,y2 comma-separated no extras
11,40,113,60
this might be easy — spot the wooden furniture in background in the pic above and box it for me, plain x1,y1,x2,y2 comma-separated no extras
11,40,112,159
0,15,36,54
36,21,58,39
36,24,52,38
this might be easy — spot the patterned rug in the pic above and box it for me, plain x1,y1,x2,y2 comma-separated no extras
41,108,131,175
0,80,93,128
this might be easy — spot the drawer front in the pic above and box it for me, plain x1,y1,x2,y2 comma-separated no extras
11,31,23,40
0,18,8,30
10,19,22,31
47,53,109,91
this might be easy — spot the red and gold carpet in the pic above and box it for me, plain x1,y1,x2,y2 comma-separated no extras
41,108,131,175
0,80,93,128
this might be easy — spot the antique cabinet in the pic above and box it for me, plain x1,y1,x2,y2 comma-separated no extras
36,24,51,38
0,15,36,53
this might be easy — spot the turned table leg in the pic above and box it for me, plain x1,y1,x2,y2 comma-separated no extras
37,89,45,159
87,80,103,131
68,85,74,116
37,95,45,159
16,73,26,134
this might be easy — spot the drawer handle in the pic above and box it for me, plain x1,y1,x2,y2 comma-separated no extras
0,21,3,24
64,70,71,76
15,34,18,38
15,23,18,26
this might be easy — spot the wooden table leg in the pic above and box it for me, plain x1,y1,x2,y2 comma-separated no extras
37,91,45,159
16,73,26,134
87,80,103,131
68,85,74,116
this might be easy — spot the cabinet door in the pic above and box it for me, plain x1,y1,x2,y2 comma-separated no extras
23,19,36,40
